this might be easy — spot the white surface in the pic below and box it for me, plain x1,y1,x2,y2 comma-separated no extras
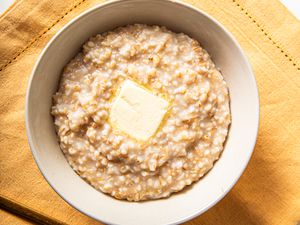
110,80,169,141
280,0,300,19
0,0,14,15
25,0,259,225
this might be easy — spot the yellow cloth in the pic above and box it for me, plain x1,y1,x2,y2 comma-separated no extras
0,0,299,224
0,208,33,225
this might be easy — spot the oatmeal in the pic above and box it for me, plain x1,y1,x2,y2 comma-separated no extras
51,24,231,201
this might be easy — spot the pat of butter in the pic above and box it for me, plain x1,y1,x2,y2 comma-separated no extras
109,80,169,141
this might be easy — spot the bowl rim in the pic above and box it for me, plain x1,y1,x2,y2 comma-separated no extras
25,0,260,224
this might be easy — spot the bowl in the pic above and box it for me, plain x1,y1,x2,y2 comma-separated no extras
25,0,259,224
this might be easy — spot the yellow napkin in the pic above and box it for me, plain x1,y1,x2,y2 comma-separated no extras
0,0,299,224
0,208,33,225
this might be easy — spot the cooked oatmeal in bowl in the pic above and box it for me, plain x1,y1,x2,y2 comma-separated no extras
26,1,260,224
51,24,231,201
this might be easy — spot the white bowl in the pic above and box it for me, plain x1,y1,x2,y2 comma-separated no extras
25,0,259,224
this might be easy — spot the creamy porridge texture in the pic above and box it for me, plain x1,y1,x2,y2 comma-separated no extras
51,24,231,201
